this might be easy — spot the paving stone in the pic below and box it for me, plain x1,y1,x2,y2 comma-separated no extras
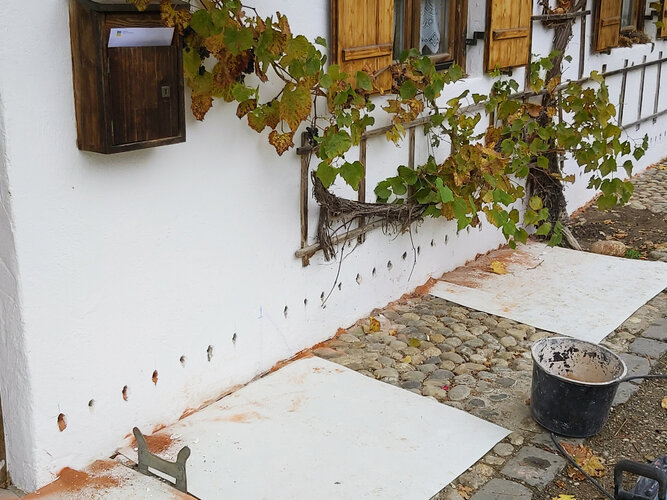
375,367,399,379
643,318,667,341
429,369,455,380
417,363,438,374
500,446,566,487
448,385,471,401
618,353,651,382
312,347,344,359
454,363,488,375
458,463,496,489
612,381,639,406
469,478,532,500
496,377,516,388
500,336,517,348
629,338,667,358
441,352,464,363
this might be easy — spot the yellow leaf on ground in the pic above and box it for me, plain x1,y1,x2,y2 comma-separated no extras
490,261,507,274
401,355,412,364
552,495,577,500
369,317,381,332
661,396,667,409
561,443,605,480
458,485,473,499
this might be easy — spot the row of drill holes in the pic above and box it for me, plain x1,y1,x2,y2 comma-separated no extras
60,341,234,431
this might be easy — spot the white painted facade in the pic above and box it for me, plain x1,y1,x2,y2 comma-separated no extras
0,0,664,491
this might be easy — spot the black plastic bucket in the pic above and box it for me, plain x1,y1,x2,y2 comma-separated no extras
530,337,627,437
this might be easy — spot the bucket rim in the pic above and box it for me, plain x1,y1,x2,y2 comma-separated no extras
531,336,628,387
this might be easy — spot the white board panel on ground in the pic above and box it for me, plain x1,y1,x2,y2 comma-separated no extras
119,357,509,500
430,241,667,344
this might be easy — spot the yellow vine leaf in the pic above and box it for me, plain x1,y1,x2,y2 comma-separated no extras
191,93,213,121
458,485,473,499
490,261,507,274
401,355,412,364
160,0,191,32
661,396,667,409
236,99,257,119
280,82,312,131
268,130,295,156
552,495,577,500
129,0,151,11
368,317,381,332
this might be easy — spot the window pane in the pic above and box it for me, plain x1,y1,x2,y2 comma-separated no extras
420,0,449,55
621,0,636,28
393,0,406,59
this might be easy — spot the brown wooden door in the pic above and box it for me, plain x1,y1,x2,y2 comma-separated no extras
108,46,181,146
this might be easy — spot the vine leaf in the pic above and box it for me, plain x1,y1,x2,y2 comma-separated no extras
369,317,381,332
129,0,151,11
316,161,339,188
339,161,364,191
247,101,280,133
191,93,213,121
268,130,295,155
160,0,191,31
280,82,312,131
236,98,257,119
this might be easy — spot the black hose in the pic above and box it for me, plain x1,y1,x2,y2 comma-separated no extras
550,432,615,500
619,374,667,384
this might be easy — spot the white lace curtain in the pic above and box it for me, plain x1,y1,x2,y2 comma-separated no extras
420,0,443,54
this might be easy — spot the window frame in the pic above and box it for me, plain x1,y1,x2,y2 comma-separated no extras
393,0,467,69
620,0,646,32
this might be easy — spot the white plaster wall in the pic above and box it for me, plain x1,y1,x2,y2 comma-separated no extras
0,0,664,491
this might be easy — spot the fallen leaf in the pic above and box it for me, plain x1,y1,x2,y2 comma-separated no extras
408,338,421,347
661,396,667,409
602,219,614,224
561,443,606,480
401,355,412,364
458,485,473,499
369,317,381,332
552,495,577,500
388,329,397,336
613,232,628,239
490,260,507,274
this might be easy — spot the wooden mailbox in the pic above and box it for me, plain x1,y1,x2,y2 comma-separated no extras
69,0,186,154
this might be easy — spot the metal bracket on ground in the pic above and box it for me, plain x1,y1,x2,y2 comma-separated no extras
133,427,191,493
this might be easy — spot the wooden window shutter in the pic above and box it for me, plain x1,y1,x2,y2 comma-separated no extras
331,0,394,90
594,0,622,51
662,0,667,38
485,0,532,72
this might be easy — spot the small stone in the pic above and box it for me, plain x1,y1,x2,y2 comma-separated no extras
339,333,361,343
402,312,421,321
422,385,449,400
401,370,427,382
423,346,443,358
506,328,527,341
483,455,506,466
440,360,456,371
377,355,396,367
375,367,399,379
425,356,442,365
496,377,516,388
509,432,524,446
459,463,495,489
429,333,446,343
400,380,422,390
389,340,408,350
590,240,626,256
444,337,463,348
465,338,485,348
448,385,471,401
454,363,488,375
428,369,455,380
500,336,517,348
313,347,344,359
441,352,465,364
493,443,514,457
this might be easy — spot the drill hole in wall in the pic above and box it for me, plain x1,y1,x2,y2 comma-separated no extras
430,239,435,247
320,291,325,300
402,252,407,260
303,298,308,306
283,306,288,318
387,261,392,270
57,413,67,432
372,267,376,277
338,282,342,291
180,355,186,367
356,273,362,285
88,399,95,409
445,235,449,244
122,386,129,401
207,345,214,362
232,333,237,345
417,246,421,255
152,370,158,386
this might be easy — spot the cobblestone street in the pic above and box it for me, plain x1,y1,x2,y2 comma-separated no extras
313,161,667,499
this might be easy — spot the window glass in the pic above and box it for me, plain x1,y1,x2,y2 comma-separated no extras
621,0,637,29
420,0,449,55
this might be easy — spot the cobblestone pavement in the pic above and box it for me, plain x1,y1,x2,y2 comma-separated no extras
630,161,667,262
313,163,667,500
